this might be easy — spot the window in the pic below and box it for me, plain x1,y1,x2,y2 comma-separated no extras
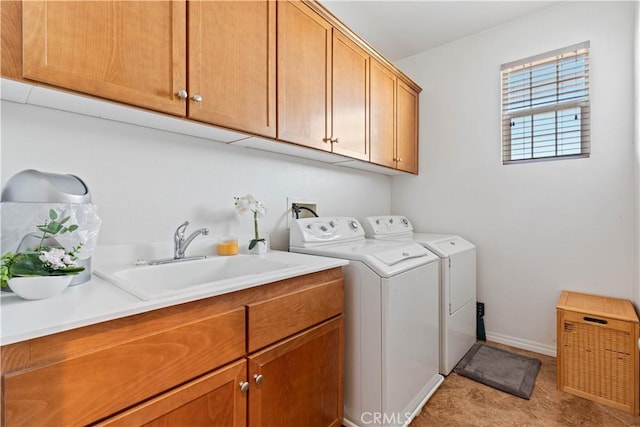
501,42,590,164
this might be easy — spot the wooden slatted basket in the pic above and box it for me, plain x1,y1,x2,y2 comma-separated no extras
557,291,639,415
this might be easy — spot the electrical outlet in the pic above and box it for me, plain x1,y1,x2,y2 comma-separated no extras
286,197,317,229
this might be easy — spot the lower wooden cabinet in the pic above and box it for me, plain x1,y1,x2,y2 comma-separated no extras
248,317,344,427
2,307,246,426
98,360,248,427
0,268,344,427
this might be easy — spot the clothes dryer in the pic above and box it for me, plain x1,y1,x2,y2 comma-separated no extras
290,217,443,427
362,215,477,375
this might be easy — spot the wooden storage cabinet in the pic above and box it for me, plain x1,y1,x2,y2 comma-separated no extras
18,0,277,136
557,290,640,415
97,360,248,427
3,307,246,426
248,317,344,427
21,1,187,116
331,30,369,160
0,268,344,427
369,58,420,174
277,0,332,151
396,80,419,174
369,58,397,169
277,1,372,159
1,0,421,174
188,0,276,138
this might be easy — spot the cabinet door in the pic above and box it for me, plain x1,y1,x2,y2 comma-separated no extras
248,317,344,427
277,0,332,151
331,30,369,160
397,80,419,174
22,1,187,116
4,308,245,426
188,0,276,138
97,360,247,427
369,59,397,168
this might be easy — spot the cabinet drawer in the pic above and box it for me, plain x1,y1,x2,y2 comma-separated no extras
247,278,343,352
4,307,245,427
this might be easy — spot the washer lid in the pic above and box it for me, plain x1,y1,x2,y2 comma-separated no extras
420,235,475,257
291,240,438,277
372,244,429,266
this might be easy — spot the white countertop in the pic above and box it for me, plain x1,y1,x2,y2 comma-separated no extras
0,245,347,346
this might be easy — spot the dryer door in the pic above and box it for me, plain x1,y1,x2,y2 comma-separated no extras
448,248,476,314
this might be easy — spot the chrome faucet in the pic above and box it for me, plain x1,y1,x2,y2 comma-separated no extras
148,221,209,265
174,221,209,259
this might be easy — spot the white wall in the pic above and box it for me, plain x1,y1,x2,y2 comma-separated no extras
393,1,637,355
1,101,391,251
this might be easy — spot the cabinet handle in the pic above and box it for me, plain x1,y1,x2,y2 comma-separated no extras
332,138,339,144
239,381,249,393
254,374,264,385
396,157,403,163
176,90,188,100
191,94,203,103
322,137,332,143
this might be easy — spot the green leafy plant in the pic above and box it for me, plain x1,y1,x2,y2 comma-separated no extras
234,194,267,250
1,209,84,287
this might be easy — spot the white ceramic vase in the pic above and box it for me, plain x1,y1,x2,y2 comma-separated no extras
249,240,268,255
7,275,73,300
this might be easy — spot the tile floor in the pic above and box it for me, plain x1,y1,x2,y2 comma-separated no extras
411,342,640,427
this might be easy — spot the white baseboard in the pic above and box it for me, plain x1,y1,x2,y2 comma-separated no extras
485,331,556,357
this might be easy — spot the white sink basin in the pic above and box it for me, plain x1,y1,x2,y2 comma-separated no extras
94,254,308,301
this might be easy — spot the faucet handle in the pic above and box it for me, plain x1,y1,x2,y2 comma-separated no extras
176,220,189,233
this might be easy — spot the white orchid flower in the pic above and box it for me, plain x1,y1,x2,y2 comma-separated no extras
234,194,267,245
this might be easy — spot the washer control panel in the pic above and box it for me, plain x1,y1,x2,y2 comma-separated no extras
362,215,413,237
290,217,365,247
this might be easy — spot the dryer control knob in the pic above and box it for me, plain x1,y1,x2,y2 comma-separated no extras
401,218,409,226
349,220,359,230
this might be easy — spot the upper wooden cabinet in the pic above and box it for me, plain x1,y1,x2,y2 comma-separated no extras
370,59,397,169
370,58,420,174
331,30,369,161
21,1,187,116
188,0,276,138
277,0,332,151
396,80,419,174
4,0,421,173
277,2,369,160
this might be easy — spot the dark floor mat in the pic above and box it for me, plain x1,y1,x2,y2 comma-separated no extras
454,343,541,399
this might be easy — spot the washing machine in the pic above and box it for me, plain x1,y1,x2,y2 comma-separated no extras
362,215,477,376
290,217,444,427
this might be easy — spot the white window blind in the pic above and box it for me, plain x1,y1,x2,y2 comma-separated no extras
501,42,590,164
